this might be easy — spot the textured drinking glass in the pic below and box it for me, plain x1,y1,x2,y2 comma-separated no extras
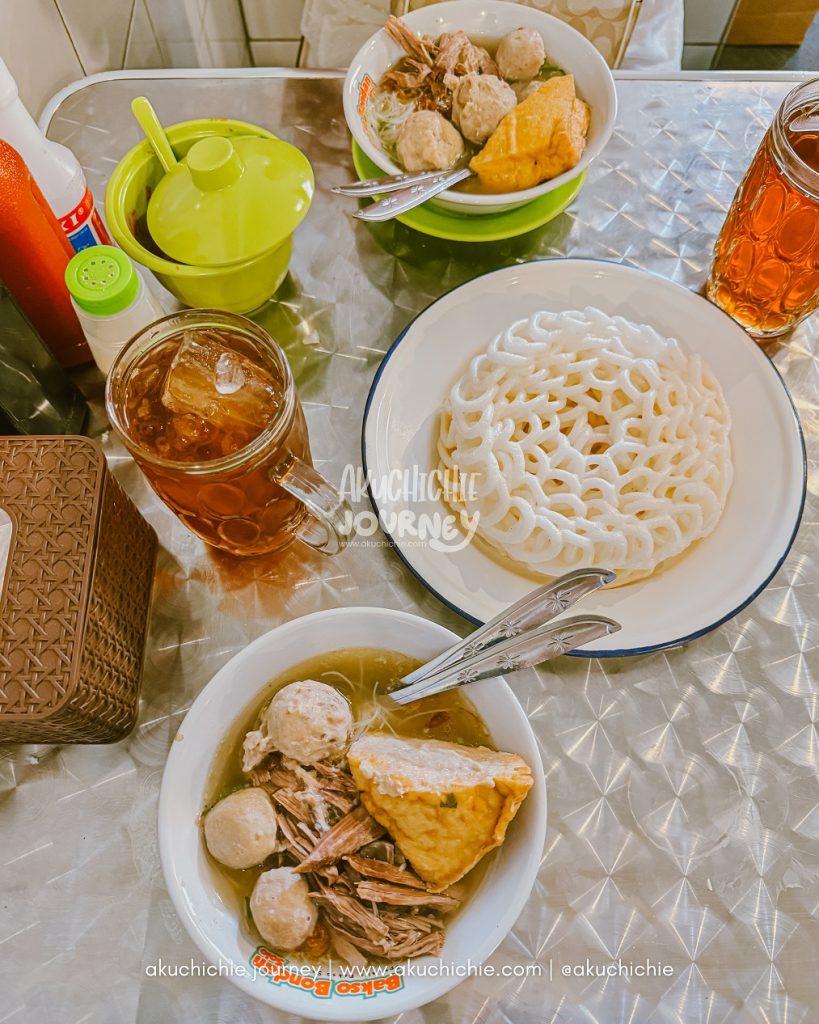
708,78,819,338
106,310,351,557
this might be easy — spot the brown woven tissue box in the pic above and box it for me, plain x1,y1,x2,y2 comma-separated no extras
0,436,157,743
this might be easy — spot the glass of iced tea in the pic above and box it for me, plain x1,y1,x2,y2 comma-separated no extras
708,78,819,338
105,310,351,557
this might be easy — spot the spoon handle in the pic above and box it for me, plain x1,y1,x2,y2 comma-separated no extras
131,96,178,175
389,615,621,705
353,167,473,221
334,168,465,196
400,568,616,687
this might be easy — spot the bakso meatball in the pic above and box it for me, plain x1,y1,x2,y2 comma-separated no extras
497,27,546,82
203,788,279,870
250,868,318,950
396,110,465,172
243,680,352,770
452,74,517,144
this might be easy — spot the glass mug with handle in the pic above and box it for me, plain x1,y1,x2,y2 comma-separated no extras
708,78,819,338
106,310,351,558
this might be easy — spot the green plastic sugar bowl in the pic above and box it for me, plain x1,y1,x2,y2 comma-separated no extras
105,118,314,314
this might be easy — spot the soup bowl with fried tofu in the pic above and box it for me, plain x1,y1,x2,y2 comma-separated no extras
343,0,617,214
159,606,546,1020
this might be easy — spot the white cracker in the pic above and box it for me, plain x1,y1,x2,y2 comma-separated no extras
438,307,733,580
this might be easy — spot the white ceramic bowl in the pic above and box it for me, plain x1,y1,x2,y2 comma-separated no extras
343,0,617,215
158,607,546,1021
362,260,807,655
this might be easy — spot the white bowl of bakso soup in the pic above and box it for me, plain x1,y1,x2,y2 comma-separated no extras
343,0,617,215
158,606,546,1021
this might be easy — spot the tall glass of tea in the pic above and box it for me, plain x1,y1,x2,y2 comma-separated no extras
106,310,351,557
708,78,819,338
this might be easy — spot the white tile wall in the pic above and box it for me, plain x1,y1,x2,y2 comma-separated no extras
250,39,301,66
242,0,305,38
55,0,135,73
204,0,248,40
0,0,251,118
684,0,737,44
143,0,202,44
208,38,252,64
203,0,251,64
135,0,250,67
0,0,84,115
682,43,717,68
124,0,165,68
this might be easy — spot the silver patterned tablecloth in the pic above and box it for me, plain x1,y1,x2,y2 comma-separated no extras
2,71,818,1024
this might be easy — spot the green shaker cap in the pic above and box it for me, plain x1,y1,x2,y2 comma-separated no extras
65,245,139,315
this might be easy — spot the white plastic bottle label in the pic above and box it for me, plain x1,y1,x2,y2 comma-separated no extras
60,186,111,252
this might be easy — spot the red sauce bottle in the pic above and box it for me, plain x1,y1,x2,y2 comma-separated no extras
0,140,90,368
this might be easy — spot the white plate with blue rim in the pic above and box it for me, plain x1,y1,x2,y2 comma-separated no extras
362,259,806,656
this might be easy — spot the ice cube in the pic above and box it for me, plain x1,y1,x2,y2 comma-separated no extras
160,329,280,435
215,352,245,395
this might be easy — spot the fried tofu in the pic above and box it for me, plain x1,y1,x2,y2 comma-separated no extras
347,734,533,892
469,74,590,193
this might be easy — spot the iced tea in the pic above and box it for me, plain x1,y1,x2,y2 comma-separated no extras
106,312,350,557
708,79,819,338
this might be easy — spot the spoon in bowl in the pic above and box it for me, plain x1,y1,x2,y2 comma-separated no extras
131,96,178,174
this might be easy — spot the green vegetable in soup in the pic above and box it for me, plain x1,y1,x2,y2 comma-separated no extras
538,61,566,80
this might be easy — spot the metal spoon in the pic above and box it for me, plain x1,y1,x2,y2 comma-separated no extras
333,167,467,196
400,568,616,687
351,166,474,222
389,614,621,705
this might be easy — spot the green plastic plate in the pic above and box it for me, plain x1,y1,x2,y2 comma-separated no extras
352,142,586,243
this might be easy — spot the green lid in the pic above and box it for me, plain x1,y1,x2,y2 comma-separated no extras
146,135,314,268
186,136,243,191
65,245,140,315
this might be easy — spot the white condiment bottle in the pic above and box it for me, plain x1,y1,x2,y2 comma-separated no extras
64,245,165,374
0,57,110,251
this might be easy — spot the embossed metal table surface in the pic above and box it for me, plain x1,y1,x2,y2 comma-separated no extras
2,70,817,1024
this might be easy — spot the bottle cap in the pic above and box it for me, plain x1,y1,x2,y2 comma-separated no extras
65,245,139,316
